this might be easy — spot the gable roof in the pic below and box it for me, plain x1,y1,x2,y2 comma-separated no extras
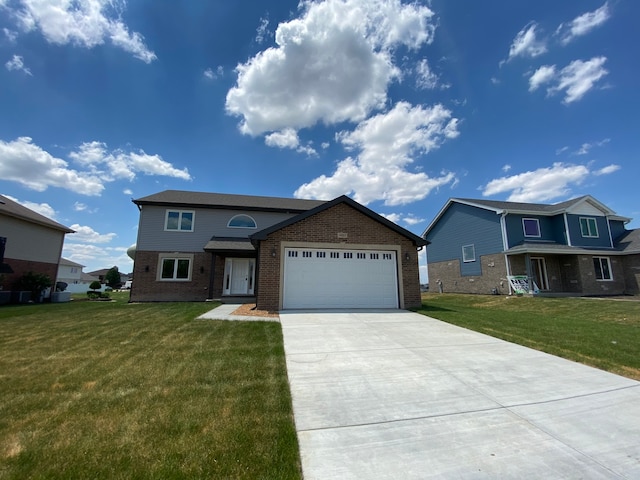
251,195,428,247
59,258,85,268
0,194,74,233
133,189,326,213
423,195,630,238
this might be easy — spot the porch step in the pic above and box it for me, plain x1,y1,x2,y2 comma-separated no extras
218,296,256,305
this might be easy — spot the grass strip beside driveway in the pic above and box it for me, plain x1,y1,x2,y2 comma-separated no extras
0,294,301,479
416,294,640,380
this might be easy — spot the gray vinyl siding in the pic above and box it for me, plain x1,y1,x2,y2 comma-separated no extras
1,215,66,263
136,206,298,251
425,203,503,276
566,214,612,248
504,214,565,247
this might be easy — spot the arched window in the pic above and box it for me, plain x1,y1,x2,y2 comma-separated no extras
227,214,257,229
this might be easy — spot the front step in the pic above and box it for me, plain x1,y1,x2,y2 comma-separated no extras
218,296,256,305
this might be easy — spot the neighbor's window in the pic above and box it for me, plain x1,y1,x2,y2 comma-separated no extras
165,210,194,231
462,244,476,263
580,217,599,238
159,256,192,281
522,218,541,237
228,214,257,228
593,257,612,281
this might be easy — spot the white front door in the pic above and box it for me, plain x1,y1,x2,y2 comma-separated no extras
223,258,255,295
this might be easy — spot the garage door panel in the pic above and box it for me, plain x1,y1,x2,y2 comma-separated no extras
283,248,398,309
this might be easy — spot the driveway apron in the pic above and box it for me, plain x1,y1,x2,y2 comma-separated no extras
279,310,640,479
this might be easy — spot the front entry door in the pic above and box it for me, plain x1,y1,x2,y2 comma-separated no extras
531,257,549,291
223,258,255,295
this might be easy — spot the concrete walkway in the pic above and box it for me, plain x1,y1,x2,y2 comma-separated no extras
280,310,640,479
197,303,280,322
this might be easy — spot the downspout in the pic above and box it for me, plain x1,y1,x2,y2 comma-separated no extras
208,253,216,300
563,213,572,246
606,216,614,248
500,211,513,295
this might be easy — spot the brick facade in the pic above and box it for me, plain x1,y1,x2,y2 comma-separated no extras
130,251,212,302
1,258,58,293
621,254,640,295
429,252,632,296
255,202,422,311
428,253,508,295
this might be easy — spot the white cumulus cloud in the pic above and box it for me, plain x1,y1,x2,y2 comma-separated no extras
5,54,32,75
0,137,190,196
69,141,191,181
0,137,104,195
68,224,116,243
593,164,620,176
12,0,156,62
504,22,547,63
558,2,610,45
4,195,56,219
528,57,608,104
226,0,436,136
295,102,459,206
481,161,618,202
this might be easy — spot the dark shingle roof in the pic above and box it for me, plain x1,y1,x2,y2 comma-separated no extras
133,190,327,213
0,194,74,233
454,196,590,213
615,228,640,253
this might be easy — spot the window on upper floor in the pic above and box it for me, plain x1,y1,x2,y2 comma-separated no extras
522,218,541,237
580,217,599,238
593,256,612,281
227,214,257,229
462,244,476,263
165,210,194,232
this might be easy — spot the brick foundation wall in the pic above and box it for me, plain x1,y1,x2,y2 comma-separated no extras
1,258,58,293
577,255,626,296
256,202,422,311
130,251,211,302
428,253,508,295
622,254,640,295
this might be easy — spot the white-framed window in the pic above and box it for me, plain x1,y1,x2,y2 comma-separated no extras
158,254,193,281
593,257,612,281
522,218,541,237
462,244,476,263
227,214,257,229
580,217,599,238
165,210,194,232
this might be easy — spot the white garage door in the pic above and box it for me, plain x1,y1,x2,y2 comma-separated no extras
283,248,399,309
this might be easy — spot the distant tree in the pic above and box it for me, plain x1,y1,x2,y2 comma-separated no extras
89,281,101,291
105,266,121,288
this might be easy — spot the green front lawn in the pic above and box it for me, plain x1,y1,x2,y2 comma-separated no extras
416,293,640,380
0,293,301,479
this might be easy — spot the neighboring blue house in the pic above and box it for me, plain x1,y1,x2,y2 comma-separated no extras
422,196,640,296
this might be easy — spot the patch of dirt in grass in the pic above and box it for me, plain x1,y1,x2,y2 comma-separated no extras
231,304,279,318
2,434,23,459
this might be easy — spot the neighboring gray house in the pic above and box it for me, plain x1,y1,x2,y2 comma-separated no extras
0,194,74,298
423,196,640,296
130,190,426,310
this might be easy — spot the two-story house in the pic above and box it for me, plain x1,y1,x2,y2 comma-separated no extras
130,190,427,311
423,196,640,296
0,194,75,299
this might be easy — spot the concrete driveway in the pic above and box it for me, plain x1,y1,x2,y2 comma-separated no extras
279,310,640,479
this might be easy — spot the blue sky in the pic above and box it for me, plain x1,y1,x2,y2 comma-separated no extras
1,0,638,282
